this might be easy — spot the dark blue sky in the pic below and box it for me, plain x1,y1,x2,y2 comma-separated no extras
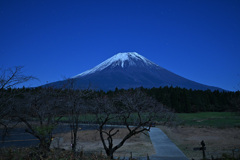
1,0,240,91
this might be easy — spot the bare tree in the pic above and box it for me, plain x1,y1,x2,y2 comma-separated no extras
65,88,93,152
0,66,35,137
0,66,35,89
0,89,13,130
13,88,64,150
59,78,94,152
91,89,174,159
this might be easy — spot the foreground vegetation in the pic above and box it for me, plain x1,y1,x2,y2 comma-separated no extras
0,145,239,160
0,147,118,160
1,85,172,159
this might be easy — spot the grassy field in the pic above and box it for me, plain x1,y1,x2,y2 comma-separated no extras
60,112,240,128
176,112,240,128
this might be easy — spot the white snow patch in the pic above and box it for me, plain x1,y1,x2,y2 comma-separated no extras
72,52,158,78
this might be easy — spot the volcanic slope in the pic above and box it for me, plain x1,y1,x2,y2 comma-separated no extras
43,52,222,91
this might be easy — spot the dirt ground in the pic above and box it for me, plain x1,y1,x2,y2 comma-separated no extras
51,128,155,158
159,126,240,160
49,125,240,160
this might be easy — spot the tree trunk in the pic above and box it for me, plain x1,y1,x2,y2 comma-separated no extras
106,149,114,160
72,131,77,152
39,137,51,151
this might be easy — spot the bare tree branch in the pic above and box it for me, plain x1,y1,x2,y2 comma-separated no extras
12,88,64,151
0,66,36,140
91,89,174,159
0,66,36,89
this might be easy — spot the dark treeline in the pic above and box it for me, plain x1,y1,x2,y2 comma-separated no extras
2,86,240,114
145,87,240,113
105,86,240,113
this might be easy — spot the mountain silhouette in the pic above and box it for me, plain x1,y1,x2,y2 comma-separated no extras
42,52,223,91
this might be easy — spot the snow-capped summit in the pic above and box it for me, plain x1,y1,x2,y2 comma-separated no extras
108,52,152,66
43,52,223,91
73,52,157,78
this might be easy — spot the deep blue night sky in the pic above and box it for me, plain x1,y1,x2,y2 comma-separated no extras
1,0,240,91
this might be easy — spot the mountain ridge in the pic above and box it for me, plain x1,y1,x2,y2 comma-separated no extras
43,52,223,91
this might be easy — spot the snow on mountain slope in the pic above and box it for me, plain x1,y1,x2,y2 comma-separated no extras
73,52,158,78
42,52,223,91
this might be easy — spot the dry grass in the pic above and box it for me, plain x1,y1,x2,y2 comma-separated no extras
0,147,115,160
51,128,155,158
159,125,240,160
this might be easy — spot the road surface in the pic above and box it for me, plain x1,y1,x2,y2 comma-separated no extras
0,124,98,148
149,127,188,160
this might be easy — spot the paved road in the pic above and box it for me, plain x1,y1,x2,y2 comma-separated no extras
0,128,39,148
0,124,98,148
148,127,189,160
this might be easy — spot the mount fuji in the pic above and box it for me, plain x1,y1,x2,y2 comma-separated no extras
43,52,223,91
